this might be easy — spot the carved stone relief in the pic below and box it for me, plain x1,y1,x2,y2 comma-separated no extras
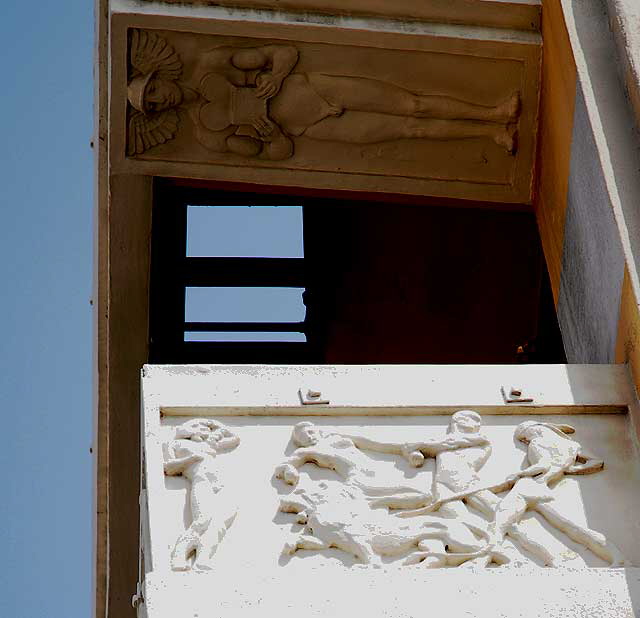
273,412,628,568
127,29,521,160
163,418,240,571
112,20,540,202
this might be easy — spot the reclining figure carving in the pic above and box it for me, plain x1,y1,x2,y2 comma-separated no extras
127,29,522,159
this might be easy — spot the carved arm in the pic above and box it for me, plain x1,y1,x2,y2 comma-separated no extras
234,45,298,81
566,451,604,475
340,434,407,456
164,453,204,476
232,45,298,99
274,448,346,485
400,434,490,467
505,462,550,484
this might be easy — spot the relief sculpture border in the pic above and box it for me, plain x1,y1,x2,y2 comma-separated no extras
110,13,541,203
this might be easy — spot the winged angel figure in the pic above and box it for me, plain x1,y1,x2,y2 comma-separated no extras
126,29,522,159
127,29,182,156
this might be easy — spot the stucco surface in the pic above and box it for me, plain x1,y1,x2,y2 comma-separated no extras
144,568,640,618
557,84,625,363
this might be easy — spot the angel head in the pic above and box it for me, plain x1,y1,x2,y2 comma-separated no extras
128,72,183,114
127,29,183,155
514,420,575,444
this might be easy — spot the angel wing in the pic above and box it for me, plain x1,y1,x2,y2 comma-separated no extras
129,29,182,80
127,109,180,155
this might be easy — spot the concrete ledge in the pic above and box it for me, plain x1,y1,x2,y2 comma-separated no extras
133,0,542,32
143,568,640,617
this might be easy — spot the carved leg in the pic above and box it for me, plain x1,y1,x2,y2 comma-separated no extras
304,113,517,153
489,487,529,545
193,512,237,571
280,498,309,524
369,492,432,510
534,502,628,566
505,524,557,567
307,74,519,122
415,539,447,568
333,533,374,564
171,521,208,571
283,534,328,555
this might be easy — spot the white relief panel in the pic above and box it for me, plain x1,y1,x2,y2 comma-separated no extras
150,412,639,575
140,365,640,618
273,414,627,568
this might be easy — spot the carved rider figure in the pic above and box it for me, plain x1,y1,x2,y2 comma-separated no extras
127,29,521,159
275,419,493,565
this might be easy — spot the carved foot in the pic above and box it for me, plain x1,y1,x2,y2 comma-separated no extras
171,559,192,572
494,124,518,155
495,92,521,123
607,543,630,568
283,539,299,555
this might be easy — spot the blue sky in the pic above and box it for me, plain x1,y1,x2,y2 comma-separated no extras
0,5,305,615
0,2,94,616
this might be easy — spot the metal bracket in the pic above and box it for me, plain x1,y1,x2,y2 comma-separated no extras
132,581,144,609
501,385,534,404
299,388,330,405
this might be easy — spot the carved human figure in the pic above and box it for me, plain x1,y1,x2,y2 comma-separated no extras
275,416,499,566
487,421,626,566
163,419,240,571
127,29,521,158
275,421,432,506
391,410,515,566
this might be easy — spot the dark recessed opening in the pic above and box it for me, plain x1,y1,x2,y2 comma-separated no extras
149,180,565,365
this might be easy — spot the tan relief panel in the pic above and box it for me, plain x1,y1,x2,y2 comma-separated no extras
111,17,541,202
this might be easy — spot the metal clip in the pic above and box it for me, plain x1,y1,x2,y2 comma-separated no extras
299,388,330,405
501,385,534,404
132,581,144,609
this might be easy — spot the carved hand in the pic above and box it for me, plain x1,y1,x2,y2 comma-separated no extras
401,443,426,468
251,115,277,139
275,463,300,486
255,72,282,100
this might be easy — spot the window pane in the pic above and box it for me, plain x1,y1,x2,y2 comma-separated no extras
187,205,303,257
185,331,306,342
185,287,306,323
